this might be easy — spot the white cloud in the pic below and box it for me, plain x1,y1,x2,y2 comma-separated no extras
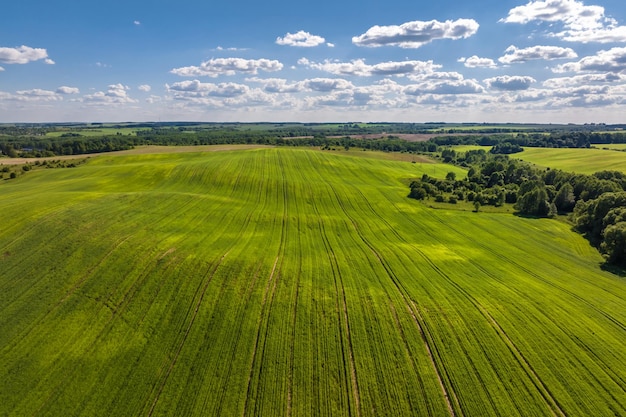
410,71,465,82
138,84,151,92
352,18,479,48
0,66,4,72
499,45,578,64
543,73,626,88
554,47,626,73
501,0,626,43
0,45,51,65
165,80,282,109
167,80,250,97
215,46,248,52
134,20,141,25
302,78,354,92
298,58,441,76
83,84,137,104
459,55,498,68
171,57,283,77
246,77,305,93
276,31,326,47
56,86,80,94
485,75,536,90
327,43,335,48
14,89,62,101
405,79,484,95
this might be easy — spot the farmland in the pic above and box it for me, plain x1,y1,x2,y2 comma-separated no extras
0,147,625,416
516,147,626,175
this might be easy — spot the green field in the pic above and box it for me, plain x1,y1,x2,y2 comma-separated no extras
517,147,626,174
45,127,149,137
593,143,626,151
1,147,625,416
451,145,626,175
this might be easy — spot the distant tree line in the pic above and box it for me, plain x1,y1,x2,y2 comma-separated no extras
431,131,626,148
3,127,626,158
409,149,626,266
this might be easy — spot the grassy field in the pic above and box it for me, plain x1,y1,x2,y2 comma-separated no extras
593,143,626,151
0,147,625,416
450,145,626,175
517,147,626,174
45,127,149,137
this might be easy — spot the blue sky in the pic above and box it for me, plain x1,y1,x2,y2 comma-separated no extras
2,0,626,123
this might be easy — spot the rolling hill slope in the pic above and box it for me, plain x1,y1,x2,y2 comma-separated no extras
0,147,624,416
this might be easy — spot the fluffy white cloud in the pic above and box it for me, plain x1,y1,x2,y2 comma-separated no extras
410,71,465,82
543,73,626,88
245,77,305,93
554,47,626,73
167,80,250,97
352,19,479,48
276,31,326,47
165,80,284,109
485,75,536,90
171,58,283,77
138,84,151,92
405,79,484,95
56,86,80,94
501,0,626,43
459,55,498,68
83,84,137,104
298,58,441,76
14,89,62,101
302,78,354,92
0,45,52,65
499,45,578,64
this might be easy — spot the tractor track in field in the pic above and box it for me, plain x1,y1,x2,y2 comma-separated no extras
427,208,626,333
323,180,459,416
27,191,224,415
421,208,626,408
240,253,282,417
242,152,290,417
145,164,263,415
304,151,362,415
387,202,572,416
146,249,231,417
316,165,453,415
315,211,361,417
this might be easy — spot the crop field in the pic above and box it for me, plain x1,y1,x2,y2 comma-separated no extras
593,143,626,151
45,127,149,137
0,147,625,416
517,147,626,174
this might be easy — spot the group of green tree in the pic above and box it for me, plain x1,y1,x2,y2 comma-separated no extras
409,149,626,266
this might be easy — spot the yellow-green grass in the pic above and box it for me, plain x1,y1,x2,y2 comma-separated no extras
517,147,626,174
593,143,626,151
0,147,624,416
448,145,489,153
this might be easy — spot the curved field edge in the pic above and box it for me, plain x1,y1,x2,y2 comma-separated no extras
0,147,623,416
